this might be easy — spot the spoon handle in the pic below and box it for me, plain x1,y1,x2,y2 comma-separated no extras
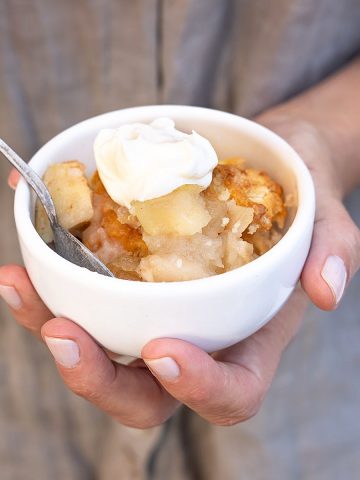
0,139,57,225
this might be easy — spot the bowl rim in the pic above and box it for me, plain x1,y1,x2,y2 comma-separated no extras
14,105,315,295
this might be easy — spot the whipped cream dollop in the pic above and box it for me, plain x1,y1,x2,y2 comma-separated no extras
94,117,218,208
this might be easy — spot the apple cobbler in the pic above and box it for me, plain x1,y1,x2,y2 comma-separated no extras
35,157,287,282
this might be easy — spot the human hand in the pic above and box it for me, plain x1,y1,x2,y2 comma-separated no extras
255,113,360,309
1,118,359,427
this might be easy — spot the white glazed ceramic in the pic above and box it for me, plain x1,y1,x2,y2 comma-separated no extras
14,106,315,357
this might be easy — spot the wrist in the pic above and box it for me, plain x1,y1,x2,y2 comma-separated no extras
255,107,358,196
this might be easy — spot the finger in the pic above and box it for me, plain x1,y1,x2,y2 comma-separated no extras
8,169,20,190
0,265,53,339
145,339,262,426
301,198,360,310
142,288,308,426
254,116,360,309
41,318,178,428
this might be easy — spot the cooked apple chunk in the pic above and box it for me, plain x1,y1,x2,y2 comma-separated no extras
35,161,94,243
133,185,211,236
223,233,254,270
139,254,211,282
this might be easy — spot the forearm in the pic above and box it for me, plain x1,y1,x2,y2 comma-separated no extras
259,54,360,194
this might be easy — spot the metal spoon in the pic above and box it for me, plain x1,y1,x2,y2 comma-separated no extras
0,139,114,277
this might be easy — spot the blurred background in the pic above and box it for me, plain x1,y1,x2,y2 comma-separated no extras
0,1,359,479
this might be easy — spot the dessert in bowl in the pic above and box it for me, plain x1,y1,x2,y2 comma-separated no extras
14,105,315,357
35,117,287,282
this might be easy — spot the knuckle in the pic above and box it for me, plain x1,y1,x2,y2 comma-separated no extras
137,404,173,428
137,411,171,429
211,405,261,427
68,379,176,429
116,415,167,430
68,380,101,402
315,204,360,273
187,384,213,406
69,382,89,399
341,221,360,271
211,415,245,427
239,395,263,421
114,404,176,429
349,224,360,254
209,383,266,427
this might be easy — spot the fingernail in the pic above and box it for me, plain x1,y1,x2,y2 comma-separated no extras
144,357,180,381
44,337,80,368
321,255,347,305
0,285,22,310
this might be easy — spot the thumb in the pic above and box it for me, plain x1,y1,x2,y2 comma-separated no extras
141,288,308,426
301,197,360,310
142,338,270,426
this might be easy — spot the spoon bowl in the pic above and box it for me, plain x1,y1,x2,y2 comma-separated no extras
0,139,113,277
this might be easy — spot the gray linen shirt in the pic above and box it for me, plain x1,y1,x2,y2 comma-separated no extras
0,1,359,479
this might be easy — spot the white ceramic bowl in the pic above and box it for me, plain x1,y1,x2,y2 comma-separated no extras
14,106,315,357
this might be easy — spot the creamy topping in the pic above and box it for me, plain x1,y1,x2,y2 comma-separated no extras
94,117,218,208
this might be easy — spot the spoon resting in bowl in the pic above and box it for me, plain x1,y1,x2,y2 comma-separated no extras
0,139,114,277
